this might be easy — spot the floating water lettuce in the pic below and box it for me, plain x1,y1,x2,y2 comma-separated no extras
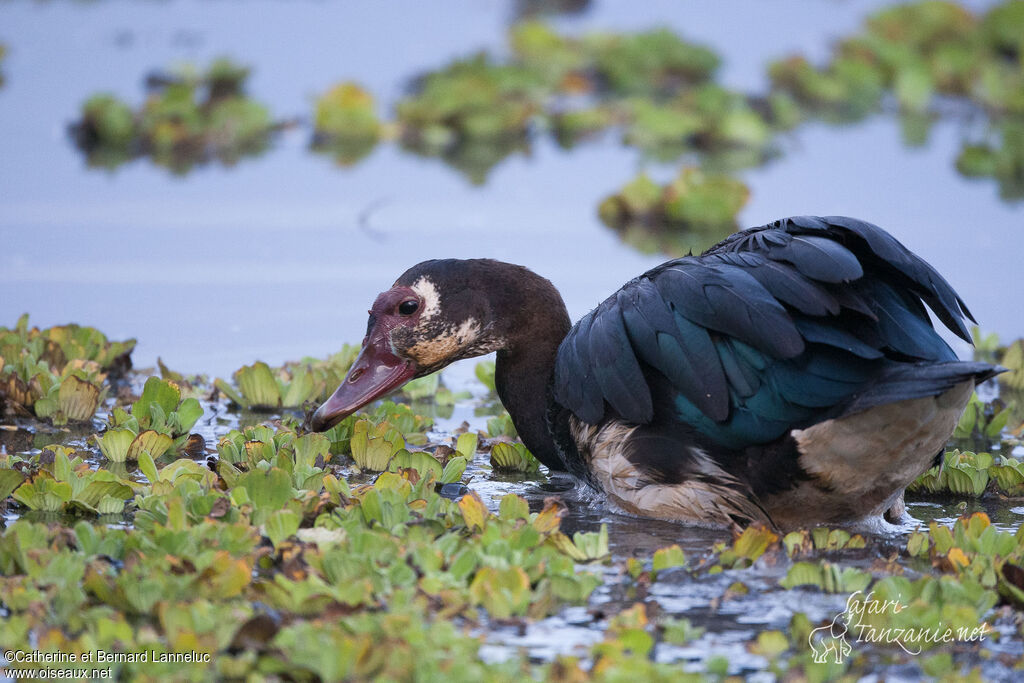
393,54,547,184
768,55,885,120
999,338,1024,391
0,316,134,423
311,82,382,165
2,365,1020,681
954,392,1014,442
620,85,775,161
587,28,720,96
217,426,330,493
548,523,610,562
78,94,136,158
317,399,433,458
2,357,107,425
455,431,478,459
768,1,1024,197
396,54,547,146
388,449,444,482
509,22,720,96
508,20,590,88
485,413,518,439
387,22,786,187
957,120,1024,200
474,360,496,392
96,426,172,464
349,420,405,472
215,361,317,410
908,449,993,497
652,545,687,574
72,58,276,172
599,169,749,230
989,457,1024,496
713,524,780,570
215,346,366,412
782,528,867,557
904,513,1020,612
489,441,540,474
598,169,749,256
909,447,1024,497
779,560,872,593
551,106,616,148
770,0,974,115
94,377,203,462
10,447,132,515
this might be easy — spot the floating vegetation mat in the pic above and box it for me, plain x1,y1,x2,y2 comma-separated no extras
769,0,1024,199
598,168,751,256
2,317,1024,680
70,58,283,173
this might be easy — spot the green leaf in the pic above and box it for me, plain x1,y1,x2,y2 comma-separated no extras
652,545,686,572
127,430,173,462
281,366,315,407
440,455,468,484
455,432,478,458
499,493,529,521
237,467,294,511
54,449,72,483
175,397,203,434
96,429,135,463
138,451,159,486
57,375,101,422
265,509,301,547
0,469,26,500
389,450,443,481
78,481,133,508
235,362,281,409
490,442,540,473
750,630,789,659
96,496,126,515
469,566,531,618
474,361,496,392
134,376,181,427
213,377,246,408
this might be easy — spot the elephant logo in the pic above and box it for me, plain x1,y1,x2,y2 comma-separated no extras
808,611,852,664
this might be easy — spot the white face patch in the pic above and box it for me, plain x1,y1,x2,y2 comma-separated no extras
401,275,505,367
454,318,480,346
410,276,441,321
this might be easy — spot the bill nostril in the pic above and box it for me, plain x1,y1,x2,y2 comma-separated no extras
348,368,365,383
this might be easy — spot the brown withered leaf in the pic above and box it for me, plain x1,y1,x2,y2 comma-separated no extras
229,613,279,652
432,444,455,466
207,497,230,519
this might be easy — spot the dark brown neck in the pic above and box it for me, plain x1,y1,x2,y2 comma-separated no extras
488,268,571,471
495,344,564,470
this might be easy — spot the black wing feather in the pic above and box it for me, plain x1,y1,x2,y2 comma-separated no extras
586,300,652,423
552,215,984,444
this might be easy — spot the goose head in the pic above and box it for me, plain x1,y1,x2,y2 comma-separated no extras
309,259,513,431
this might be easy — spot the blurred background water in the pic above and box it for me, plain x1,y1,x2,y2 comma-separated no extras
1,0,1020,378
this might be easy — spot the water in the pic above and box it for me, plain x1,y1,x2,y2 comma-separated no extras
1,2,1022,676
0,0,1021,379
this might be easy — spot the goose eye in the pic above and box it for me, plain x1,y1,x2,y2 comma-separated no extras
397,299,419,316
